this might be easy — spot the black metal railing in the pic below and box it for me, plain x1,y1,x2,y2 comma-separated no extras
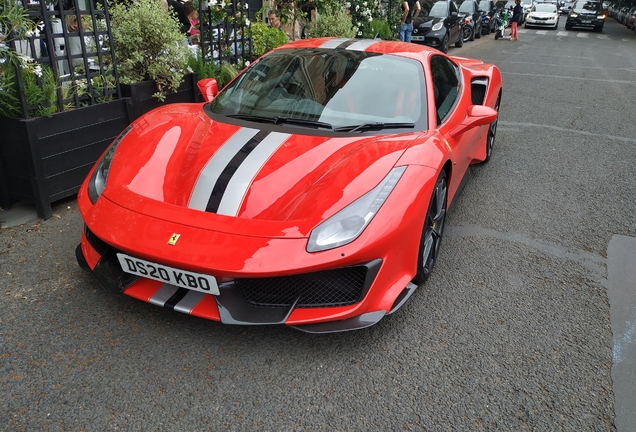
10,0,120,119
197,0,253,66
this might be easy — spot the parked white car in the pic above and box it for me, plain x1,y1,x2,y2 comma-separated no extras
525,3,560,28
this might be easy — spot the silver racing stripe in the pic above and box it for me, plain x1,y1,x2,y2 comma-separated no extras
216,132,291,216
319,38,352,49
173,290,206,314
188,127,259,210
149,284,179,307
346,40,379,51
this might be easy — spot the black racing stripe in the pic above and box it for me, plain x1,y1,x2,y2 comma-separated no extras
335,40,358,50
205,130,270,213
164,288,190,310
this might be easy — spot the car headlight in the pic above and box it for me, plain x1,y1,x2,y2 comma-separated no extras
432,22,444,31
570,12,578,17
87,125,133,204
597,14,605,19
307,166,407,253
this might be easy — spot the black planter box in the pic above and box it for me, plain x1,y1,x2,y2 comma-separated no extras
121,73,202,122
0,98,132,219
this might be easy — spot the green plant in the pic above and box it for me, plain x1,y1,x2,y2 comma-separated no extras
187,53,239,90
22,63,57,118
349,0,381,38
248,21,288,58
110,0,192,101
304,6,357,38
370,18,392,40
0,0,45,118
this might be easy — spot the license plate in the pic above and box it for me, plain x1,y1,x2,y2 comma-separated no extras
117,253,219,295
581,19,591,23
411,36,424,41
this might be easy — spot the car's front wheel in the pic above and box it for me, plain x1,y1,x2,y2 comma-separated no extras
440,34,449,53
413,171,448,285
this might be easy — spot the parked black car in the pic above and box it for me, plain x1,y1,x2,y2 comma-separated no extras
458,0,484,40
479,0,500,33
565,0,605,31
411,0,464,53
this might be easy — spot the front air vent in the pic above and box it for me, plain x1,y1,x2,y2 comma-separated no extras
471,78,489,105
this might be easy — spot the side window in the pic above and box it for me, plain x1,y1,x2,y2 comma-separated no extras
430,56,461,125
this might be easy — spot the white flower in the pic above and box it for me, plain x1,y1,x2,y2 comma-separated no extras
355,4,359,11
244,2,248,9
245,60,250,66
368,17,373,21
357,31,362,35
34,65,42,77
245,19,250,26
363,1,367,5
25,30,33,37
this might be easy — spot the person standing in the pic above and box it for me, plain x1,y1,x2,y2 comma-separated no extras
399,0,421,42
510,0,523,41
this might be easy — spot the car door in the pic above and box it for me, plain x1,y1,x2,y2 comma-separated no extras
430,55,481,187
448,1,461,42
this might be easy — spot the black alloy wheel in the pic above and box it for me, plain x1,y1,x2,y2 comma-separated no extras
413,171,448,284
463,24,473,41
440,34,450,53
482,93,500,163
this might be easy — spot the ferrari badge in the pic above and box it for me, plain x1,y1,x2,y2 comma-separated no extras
168,233,181,245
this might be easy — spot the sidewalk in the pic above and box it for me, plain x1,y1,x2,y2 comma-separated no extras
0,202,40,229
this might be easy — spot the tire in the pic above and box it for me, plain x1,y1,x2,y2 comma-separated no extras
463,25,473,42
565,23,572,30
440,34,449,53
495,31,500,39
455,31,464,47
413,171,448,285
481,93,500,164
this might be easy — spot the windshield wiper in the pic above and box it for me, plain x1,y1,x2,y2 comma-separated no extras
334,122,415,133
225,114,334,130
272,116,334,130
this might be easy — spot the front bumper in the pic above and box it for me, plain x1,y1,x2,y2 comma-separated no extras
526,17,558,26
77,228,392,333
566,16,604,27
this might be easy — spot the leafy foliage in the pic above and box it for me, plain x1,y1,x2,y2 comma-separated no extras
188,53,239,90
248,21,288,58
110,0,191,100
304,6,357,38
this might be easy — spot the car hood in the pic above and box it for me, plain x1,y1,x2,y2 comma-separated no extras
572,7,599,14
102,104,421,234
415,17,446,28
529,11,557,17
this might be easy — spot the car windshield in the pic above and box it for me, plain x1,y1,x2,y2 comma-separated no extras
208,49,427,130
535,3,557,11
459,1,475,13
429,1,449,17
573,1,599,11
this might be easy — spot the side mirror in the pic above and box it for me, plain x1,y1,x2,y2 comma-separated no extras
450,105,498,137
197,78,219,102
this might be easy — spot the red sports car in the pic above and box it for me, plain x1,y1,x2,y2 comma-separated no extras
76,38,502,333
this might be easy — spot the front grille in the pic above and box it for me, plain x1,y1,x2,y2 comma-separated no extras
235,266,369,308
413,27,430,35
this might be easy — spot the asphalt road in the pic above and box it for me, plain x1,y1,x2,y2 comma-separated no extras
2,19,635,431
